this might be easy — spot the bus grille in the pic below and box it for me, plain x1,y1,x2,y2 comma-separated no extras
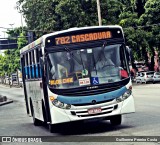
63,85,122,96
77,111,112,117
70,105,117,118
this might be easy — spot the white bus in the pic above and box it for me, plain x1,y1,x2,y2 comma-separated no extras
20,26,135,132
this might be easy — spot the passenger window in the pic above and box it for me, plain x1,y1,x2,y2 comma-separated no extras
39,49,42,78
35,48,42,78
35,49,39,78
26,53,30,79
31,50,35,79
21,55,25,79
24,53,28,79
29,52,32,79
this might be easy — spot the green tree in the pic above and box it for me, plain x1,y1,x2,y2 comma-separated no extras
17,0,124,31
0,27,28,77
17,0,160,71
119,0,152,70
140,0,160,70
100,0,123,25
17,0,60,37
134,0,147,17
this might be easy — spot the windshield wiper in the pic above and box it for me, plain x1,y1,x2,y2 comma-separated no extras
64,47,85,70
93,41,107,75
96,41,107,64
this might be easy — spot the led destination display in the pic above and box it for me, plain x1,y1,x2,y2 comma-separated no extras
55,31,112,45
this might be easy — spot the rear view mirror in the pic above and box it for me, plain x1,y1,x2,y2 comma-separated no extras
40,57,43,65
40,57,46,66
126,46,131,62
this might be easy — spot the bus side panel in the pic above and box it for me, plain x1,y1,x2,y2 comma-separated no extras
21,57,30,115
25,80,44,121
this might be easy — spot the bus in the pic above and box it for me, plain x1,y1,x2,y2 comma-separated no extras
20,26,135,132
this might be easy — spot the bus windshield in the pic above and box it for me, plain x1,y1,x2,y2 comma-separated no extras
47,44,129,89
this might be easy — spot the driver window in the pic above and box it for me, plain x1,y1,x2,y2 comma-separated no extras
94,46,115,70
103,49,115,66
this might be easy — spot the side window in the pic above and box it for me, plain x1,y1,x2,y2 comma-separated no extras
33,49,37,79
24,53,28,79
26,53,29,79
35,47,42,78
31,50,35,79
39,49,42,78
22,47,42,80
119,45,127,70
21,54,26,80
35,49,38,78
29,51,32,79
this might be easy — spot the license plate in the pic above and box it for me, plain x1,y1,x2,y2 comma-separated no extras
88,108,102,114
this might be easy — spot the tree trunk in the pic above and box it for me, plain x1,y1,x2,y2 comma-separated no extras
150,47,155,71
141,46,149,68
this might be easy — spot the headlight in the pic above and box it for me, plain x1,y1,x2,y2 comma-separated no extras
52,99,58,105
116,89,132,102
116,96,123,102
51,99,71,109
58,102,64,108
66,104,71,109
122,90,132,99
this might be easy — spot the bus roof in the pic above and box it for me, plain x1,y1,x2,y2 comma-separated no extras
20,25,122,54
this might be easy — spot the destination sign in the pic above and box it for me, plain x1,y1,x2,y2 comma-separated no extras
49,77,73,85
55,31,112,45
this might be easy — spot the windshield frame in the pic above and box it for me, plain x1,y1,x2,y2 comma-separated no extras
45,41,130,91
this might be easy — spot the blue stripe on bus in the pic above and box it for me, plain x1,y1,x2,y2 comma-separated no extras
32,65,35,78
36,65,38,78
25,67,28,75
28,66,31,78
57,86,127,105
40,67,42,78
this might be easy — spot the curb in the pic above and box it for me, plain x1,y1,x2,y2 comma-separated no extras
0,84,22,88
0,99,13,106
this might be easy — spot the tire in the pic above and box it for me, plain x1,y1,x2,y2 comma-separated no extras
30,101,42,126
49,124,56,133
110,115,122,126
42,101,47,125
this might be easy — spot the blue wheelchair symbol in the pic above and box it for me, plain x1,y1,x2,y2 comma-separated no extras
91,77,99,85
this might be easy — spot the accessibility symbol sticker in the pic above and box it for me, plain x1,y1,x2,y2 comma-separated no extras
91,77,99,85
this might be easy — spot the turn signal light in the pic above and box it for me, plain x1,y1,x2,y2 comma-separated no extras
49,96,55,101
129,86,132,90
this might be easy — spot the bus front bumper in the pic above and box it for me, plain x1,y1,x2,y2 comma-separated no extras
49,95,135,124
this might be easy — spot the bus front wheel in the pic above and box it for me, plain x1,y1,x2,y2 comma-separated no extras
110,115,122,126
49,124,55,133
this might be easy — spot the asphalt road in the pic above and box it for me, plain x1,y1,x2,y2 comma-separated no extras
0,84,160,145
